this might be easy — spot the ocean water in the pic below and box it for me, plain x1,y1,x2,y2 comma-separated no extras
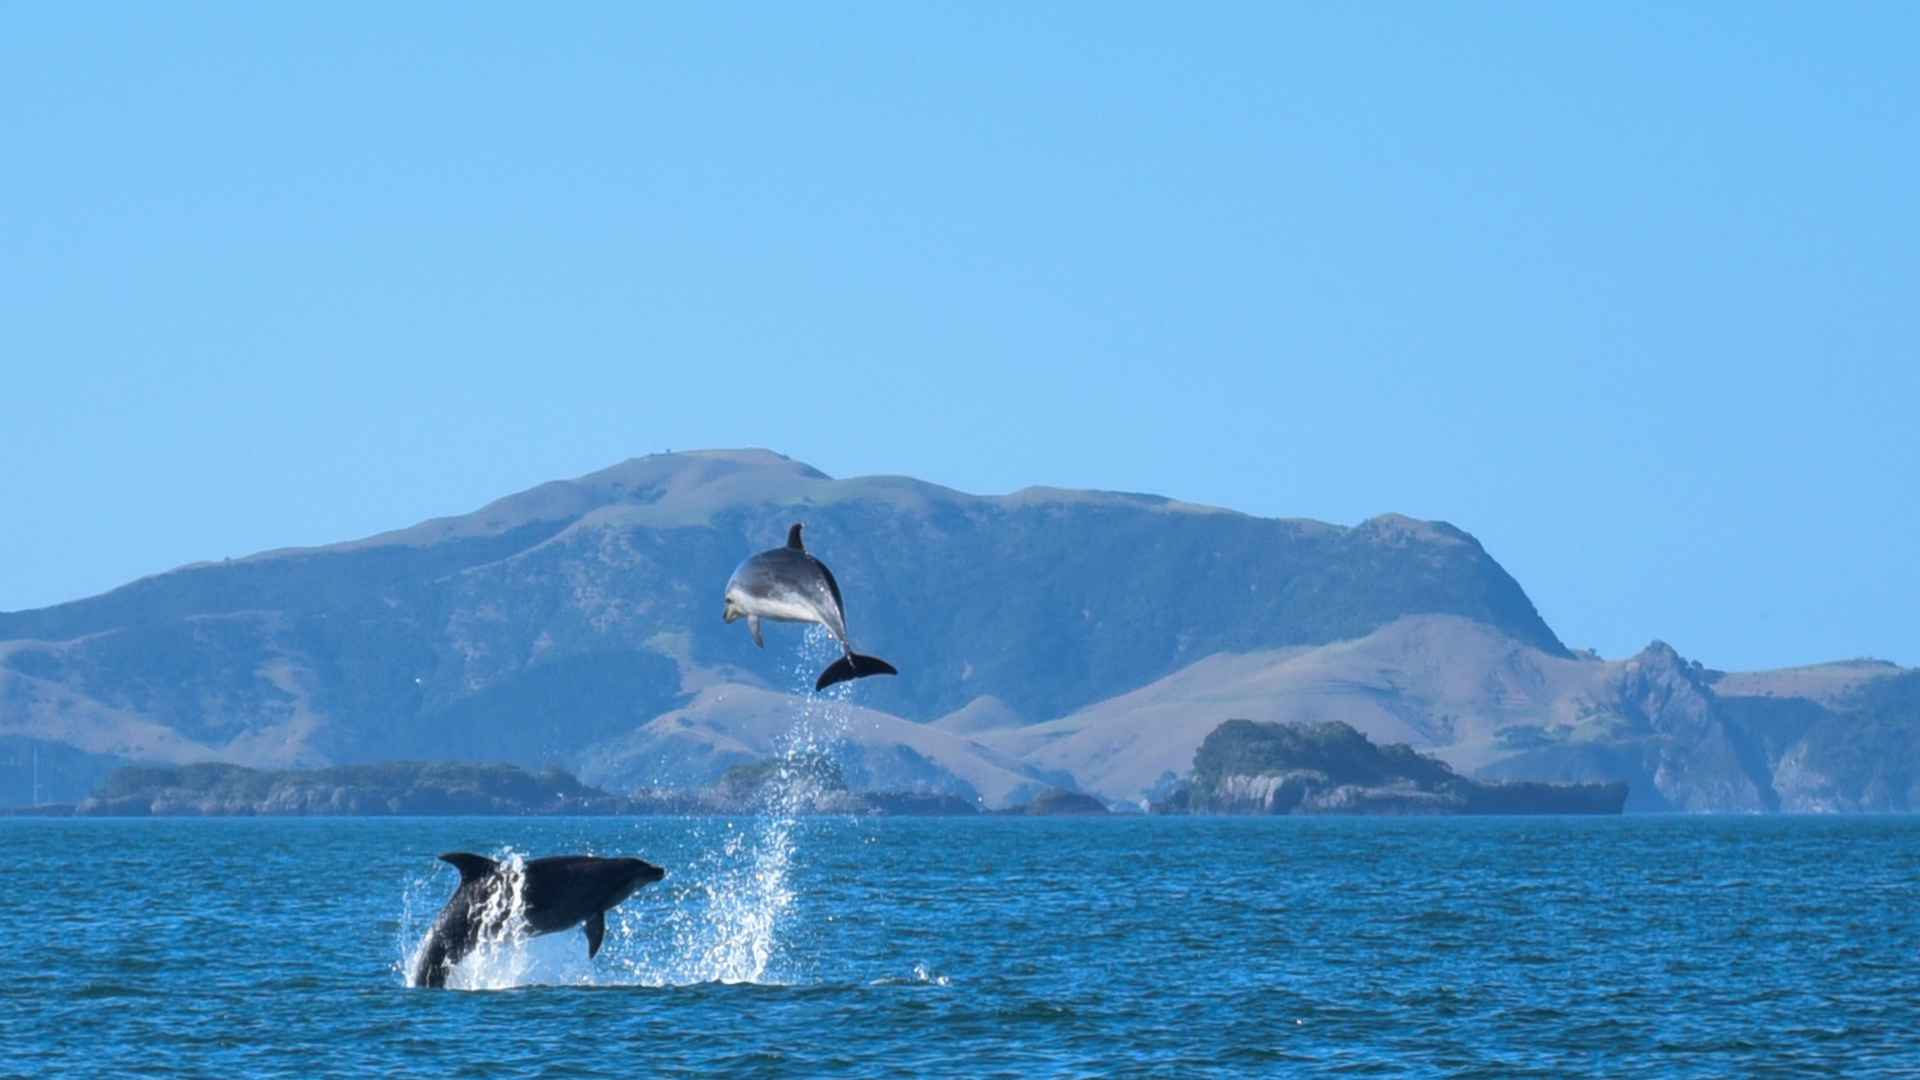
4,813,1918,1077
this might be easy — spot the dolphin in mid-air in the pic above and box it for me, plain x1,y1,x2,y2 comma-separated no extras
723,523,899,691
409,852,665,989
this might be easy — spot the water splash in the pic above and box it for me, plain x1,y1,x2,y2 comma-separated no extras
396,627,859,990
439,853,540,990
395,851,564,990
393,869,437,982
622,624,856,985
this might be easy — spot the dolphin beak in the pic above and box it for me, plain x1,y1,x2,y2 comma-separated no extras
622,859,666,891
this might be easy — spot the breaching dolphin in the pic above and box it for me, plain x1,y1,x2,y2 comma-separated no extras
722,522,899,691
408,852,665,988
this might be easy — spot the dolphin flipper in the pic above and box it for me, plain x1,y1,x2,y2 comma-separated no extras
815,654,898,691
585,911,606,959
748,614,764,648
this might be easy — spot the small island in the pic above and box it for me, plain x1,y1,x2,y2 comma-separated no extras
1152,719,1626,815
994,789,1111,816
73,761,640,817
61,758,988,817
44,722,1624,818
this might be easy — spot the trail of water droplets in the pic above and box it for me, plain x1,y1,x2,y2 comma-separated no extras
396,626,858,990
620,626,858,985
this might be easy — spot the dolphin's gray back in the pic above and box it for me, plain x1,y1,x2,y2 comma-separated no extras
519,855,654,933
727,548,850,643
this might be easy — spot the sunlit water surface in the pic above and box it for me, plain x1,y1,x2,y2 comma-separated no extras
5,812,1919,1076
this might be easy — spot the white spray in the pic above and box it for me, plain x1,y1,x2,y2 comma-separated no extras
397,626,857,989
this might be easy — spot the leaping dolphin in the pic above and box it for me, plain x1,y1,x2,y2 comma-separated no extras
723,523,899,691
409,852,665,989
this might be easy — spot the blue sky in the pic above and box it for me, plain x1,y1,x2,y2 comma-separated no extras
3,4,1915,669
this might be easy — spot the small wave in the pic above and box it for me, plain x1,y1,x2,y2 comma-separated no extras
869,963,953,988
70,982,166,1001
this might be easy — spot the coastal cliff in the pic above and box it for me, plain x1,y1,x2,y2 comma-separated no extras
1155,719,1626,815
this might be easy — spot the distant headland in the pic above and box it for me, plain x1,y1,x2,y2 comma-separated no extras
1151,719,1626,815
17,717,1624,817
20,759,992,818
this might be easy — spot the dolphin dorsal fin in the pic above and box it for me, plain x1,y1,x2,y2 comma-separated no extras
439,852,498,885
786,523,805,551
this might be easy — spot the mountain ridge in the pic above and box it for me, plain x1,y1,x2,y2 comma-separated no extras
1,449,1907,810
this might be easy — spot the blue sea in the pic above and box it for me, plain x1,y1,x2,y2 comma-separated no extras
5,814,1918,1077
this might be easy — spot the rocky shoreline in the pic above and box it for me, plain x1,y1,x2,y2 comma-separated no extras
10,734,1630,818
1152,719,1627,815
22,760,1097,818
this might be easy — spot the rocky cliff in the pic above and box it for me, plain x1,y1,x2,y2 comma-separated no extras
1160,719,1626,815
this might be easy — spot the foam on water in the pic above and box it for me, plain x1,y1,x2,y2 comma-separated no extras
870,963,953,988
397,626,858,990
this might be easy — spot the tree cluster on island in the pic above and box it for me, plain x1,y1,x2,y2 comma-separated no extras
1151,719,1627,815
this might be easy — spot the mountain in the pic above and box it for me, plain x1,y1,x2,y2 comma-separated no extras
0,449,1564,805
985,615,1913,811
1,450,1910,812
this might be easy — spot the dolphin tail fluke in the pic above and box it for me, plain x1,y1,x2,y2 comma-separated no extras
815,654,898,691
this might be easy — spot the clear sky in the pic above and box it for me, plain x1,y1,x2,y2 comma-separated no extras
3,4,1915,670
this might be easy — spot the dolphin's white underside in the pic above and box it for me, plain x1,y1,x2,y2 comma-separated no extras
746,592,833,627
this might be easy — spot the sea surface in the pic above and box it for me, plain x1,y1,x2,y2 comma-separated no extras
4,813,1918,1077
